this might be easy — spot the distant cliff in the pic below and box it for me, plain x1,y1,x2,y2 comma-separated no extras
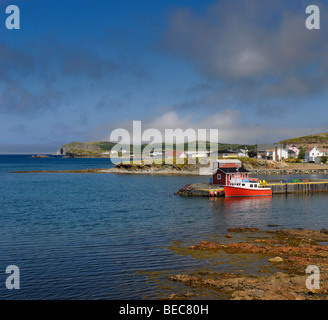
56,141,118,157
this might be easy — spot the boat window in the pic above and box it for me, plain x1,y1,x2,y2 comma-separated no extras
250,184,253,188
242,183,245,186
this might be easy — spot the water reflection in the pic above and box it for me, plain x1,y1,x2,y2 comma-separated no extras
223,196,272,208
209,196,272,227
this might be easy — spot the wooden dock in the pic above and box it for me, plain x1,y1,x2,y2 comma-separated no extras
198,187,225,197
261,180,328,194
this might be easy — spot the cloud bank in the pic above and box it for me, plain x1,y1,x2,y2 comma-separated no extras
161,0,328,100
104,110,324,145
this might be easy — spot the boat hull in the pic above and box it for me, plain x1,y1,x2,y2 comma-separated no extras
224,186,272,197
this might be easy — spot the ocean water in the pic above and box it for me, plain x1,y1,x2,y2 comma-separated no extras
1,155,328,299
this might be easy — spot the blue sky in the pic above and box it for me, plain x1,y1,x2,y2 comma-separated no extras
0,0,327,153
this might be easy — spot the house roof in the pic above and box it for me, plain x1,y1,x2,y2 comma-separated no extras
220,164,240,168
217,167,249,173
214,159,241,164
305,147,328,153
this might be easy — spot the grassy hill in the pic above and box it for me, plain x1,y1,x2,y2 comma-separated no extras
279,133,328,149
56,141,256,157
56,132,328,158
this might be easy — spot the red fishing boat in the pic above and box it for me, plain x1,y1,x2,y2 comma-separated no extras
224,178,272,197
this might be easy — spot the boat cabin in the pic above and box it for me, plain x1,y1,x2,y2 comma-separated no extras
228,178,260,188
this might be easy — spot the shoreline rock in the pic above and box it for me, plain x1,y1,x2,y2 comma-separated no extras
164,227,328,300
11,166,328,176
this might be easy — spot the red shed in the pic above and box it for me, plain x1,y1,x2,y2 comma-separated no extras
211,161,249,185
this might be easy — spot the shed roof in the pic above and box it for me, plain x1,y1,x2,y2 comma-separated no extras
217,167,249,173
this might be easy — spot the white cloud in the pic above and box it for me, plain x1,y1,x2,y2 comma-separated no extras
104,109,324,145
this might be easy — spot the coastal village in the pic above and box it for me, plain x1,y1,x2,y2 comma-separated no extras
50,137,328,178
166,143,328,198
56,140,328,166
157,143,328,163
28,137,328,199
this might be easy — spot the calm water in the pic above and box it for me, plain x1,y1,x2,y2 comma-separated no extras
1,155,328,299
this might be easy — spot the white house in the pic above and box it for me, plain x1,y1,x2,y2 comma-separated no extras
257,144,288,161
165,151,187,159
237,149,249,157
185,150,209,158
305,147,328,162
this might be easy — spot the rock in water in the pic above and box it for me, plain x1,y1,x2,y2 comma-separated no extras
320,228,328,234
269,257,284,263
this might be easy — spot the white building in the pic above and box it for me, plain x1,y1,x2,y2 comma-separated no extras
257,144,288,161
305,147,328,162
185,150,209,158
165,151,187,159
236,149,249,157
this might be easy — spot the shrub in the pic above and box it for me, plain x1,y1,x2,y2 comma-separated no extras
321,156,328,164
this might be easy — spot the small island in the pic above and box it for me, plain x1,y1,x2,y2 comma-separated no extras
31,154,50,158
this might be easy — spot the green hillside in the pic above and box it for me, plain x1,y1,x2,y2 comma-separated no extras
56,141,256,157
279,133,328,147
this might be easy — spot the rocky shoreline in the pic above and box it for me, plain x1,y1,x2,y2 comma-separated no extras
110,165,328,175
164,227,328,300
108,163,205,175
12,167,328,176
12,163,206,175
174,183,224,197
